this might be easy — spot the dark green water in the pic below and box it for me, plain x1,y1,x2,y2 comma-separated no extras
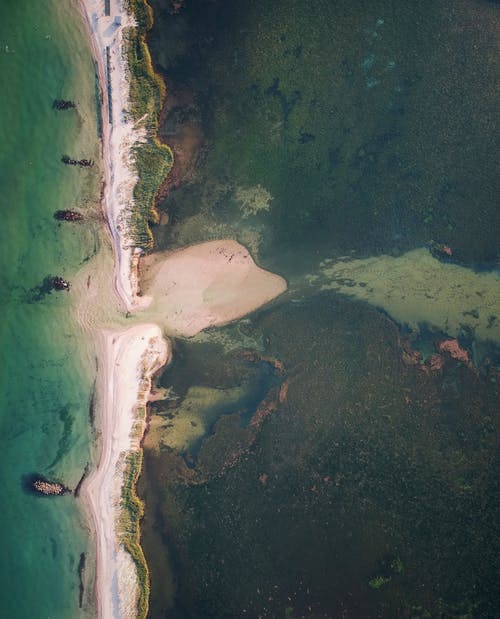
139,0,500,617
0,1,99,616
151,0,500,275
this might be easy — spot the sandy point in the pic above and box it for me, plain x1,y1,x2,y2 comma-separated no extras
141,239,288,337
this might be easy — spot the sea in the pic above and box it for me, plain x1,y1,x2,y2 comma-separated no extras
140,1,500,618
0,1,99,617
1,1,499,618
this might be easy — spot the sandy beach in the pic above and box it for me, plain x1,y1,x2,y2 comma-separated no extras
78,0,147,313
82,324,170,619
77,2,164,617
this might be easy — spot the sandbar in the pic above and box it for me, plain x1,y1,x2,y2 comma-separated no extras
142,239,288,337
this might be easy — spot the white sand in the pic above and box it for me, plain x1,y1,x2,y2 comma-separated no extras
78,7,168,618
82,324,170,619
78,0,148,312
142,239,288,337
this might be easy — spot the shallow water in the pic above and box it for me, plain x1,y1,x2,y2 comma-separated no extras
140,0,500,617
0,1,99,616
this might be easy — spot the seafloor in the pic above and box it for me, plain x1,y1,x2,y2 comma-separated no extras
138,0,500,617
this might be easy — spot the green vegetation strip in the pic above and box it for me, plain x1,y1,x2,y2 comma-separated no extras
118,450,150,619
116,1,171,613
123,0,173,250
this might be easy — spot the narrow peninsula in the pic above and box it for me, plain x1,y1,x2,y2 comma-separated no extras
78,1,287,617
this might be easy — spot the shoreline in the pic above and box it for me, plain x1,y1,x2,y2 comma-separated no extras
77,1,288,617
77,1,168,618
78,0,148,313
82,325,170,619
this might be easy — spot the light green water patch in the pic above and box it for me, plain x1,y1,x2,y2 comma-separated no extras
150,384,252,455
190,319,266,353
310,248,500,343
0,0,100,616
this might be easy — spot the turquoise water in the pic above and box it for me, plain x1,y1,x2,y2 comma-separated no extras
0,1,99,616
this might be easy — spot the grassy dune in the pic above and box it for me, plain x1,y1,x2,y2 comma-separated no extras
117,3,172,617
124,0,173,250
118,450,150,619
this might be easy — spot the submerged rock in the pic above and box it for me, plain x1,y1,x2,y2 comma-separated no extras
54,210,84,222
437,338,471,366
53,99,76,111
28,275,71,302
78,552,86,608
50,276,70,291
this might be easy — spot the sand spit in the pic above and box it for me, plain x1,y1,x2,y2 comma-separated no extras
82,324,170,619
142,239,288,337
78,0,147,312
79,236,287,617
311,248,500,343
78,3,289,618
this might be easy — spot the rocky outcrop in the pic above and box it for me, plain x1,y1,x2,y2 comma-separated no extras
28,275,71,302
23,474,70,496
50,276,71,291
78,552,86,608
437,338,471,366
33,479,66,495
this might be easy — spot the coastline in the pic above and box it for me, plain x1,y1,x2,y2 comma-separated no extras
70,0,500,616
78,0,149,313
82,325,170,619
77,1,288,617
77,1,170,617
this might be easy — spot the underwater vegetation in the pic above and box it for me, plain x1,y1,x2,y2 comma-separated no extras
138,0,500,617
148,0,500,274
140,293,500,618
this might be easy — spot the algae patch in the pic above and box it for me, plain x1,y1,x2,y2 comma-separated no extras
147,384,252,455
235,184,273,218
310,248,500,343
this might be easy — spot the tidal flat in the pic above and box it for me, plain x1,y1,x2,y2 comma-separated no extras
138,0,500,617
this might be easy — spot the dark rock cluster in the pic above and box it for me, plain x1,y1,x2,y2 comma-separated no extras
28,275,71,302
23,474,70,497
50,276,70,291
61,155,94,168
53,99,76,111
53,210,84,222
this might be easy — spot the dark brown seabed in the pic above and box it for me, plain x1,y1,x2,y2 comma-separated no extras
137,0,500,617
